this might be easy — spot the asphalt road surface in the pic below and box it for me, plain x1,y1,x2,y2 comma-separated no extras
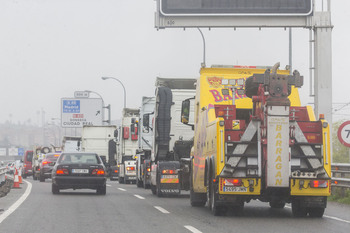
1,177,349,233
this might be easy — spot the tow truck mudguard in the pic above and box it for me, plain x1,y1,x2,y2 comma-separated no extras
292,196,327,208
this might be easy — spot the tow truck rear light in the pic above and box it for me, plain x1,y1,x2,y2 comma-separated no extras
162,169,176,174
126,167,135,171
114,170,118,173
56,168,69,175
310,180,328,188
92,169,105,175
147,168,151,172
224,178,243,187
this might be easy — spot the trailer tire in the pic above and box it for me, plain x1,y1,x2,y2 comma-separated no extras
292,199,307,217
308,207,325,218
151,184,156,195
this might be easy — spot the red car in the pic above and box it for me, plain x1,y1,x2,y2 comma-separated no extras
22,150,33,178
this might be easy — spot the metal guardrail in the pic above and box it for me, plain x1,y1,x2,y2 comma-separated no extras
331,163,350,196
0,165,7,186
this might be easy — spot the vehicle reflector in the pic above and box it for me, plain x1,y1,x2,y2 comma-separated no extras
56,168,69,175
224,178,242,187
162,169,176,174
92,169,105,175
310,180,328,188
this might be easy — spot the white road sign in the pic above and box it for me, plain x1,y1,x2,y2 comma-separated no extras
61,98,103,128
338,121,350,147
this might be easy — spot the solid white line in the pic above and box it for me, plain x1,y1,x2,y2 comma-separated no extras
286,205,349,224
0,179,32,224
154,206,170,214
134,194,145,200
106,184,111,187
118,188,126,191
184,225,203,233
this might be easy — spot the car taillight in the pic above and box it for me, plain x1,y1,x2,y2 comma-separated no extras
114,170,118,173
92,169,105,175
310,180,328,188
224,178,243,187
162,169,176,175
42,160,49,165
56,168,69,175
147,168,151,172
126,167,135,171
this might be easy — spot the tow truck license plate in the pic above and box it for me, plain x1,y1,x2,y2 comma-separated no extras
72,169,89,174
223,186,247,192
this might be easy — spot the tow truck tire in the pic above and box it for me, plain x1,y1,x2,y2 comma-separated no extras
190,168,206,207
137,179,143,188
156,182,162,197
292,199,307,217
308,207,325,218
269,201,285,209
209,179,226,216
52,183,59,194
39,174,45,182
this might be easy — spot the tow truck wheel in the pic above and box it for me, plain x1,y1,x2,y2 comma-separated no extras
209,179,226,216
291,200,307,217
39,174,45,182
308,207,325,218
190,167,206,207
269,201,285,209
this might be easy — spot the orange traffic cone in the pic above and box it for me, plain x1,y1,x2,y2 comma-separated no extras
12,168,21,189
18,167,23,184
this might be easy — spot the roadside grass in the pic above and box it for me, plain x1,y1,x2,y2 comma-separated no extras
328,188,350,205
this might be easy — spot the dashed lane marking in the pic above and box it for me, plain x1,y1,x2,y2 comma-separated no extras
154,206,170,214
134,195,145,200
118,188,126,191
184,225,203,233
106,184,111,187
0,180,32,224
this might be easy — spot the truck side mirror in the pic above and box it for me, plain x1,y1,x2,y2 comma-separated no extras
181,99,190,124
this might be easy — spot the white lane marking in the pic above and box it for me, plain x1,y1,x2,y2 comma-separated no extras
286,205,350,224
106,184,111,187
118,188,126,191
134,194,145,200
0,180,32,224
324,215,350,224
154,206,170,214
184,225,203,233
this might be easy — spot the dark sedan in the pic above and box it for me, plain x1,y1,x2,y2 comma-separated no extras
51,152,107,195
39,153,60,182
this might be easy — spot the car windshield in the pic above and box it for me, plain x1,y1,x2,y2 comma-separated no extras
59,153,99,164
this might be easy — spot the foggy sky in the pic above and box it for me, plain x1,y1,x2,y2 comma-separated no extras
0,0,349,125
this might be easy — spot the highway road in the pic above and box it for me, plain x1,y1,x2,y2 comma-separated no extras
1,177,349,233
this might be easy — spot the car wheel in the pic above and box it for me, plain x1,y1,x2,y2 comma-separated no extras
97,185,106,195
39,175,45,182
52,183,60,194
23,174,27,179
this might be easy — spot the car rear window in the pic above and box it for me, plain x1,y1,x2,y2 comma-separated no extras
26,151,33,161
45,154,60,162
59,154,100,164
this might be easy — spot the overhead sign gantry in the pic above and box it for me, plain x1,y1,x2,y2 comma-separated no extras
155,0,333,125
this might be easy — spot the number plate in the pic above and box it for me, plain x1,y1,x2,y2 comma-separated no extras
161,175,178,179
223,186,247,192
72,169,89,174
